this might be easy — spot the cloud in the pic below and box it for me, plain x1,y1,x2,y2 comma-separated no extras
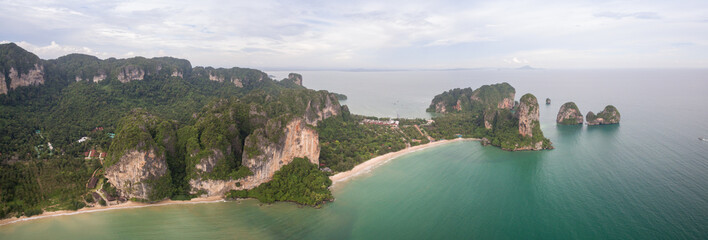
594,11,661,20
5,41,109,59
1,0,707,69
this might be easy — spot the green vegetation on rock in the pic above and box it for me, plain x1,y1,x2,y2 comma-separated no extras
426,82,515,113
226,157,332,206
425,84,552,151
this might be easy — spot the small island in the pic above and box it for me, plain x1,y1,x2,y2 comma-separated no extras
556,102,584,125
587,105,621,125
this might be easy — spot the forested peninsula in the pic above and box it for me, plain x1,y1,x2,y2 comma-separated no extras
1,43,550,221
426,83,553,151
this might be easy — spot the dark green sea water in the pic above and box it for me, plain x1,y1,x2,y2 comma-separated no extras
2,69,708,239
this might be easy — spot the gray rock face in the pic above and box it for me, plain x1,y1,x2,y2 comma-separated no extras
188,92,341,196
288,73,303,86
243,118,320,185
7,64,45,91
304,92,342,126
117,65,145,83
556,102,583,125
0,73,6,95
105,149,169,200
517,94,540,137
586,105,621,125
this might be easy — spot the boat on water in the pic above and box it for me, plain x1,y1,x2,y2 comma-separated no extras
699,137,708,142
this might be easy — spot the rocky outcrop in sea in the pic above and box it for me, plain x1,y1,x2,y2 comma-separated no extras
587,105,620,125
556,102,584,125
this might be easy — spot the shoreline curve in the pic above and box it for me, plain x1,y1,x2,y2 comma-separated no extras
0,138,478,227
329,138,478,187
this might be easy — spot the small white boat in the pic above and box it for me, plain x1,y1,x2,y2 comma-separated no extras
699,137,708,142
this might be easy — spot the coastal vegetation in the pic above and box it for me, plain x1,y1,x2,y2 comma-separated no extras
317,114,433,172
587,105,621,125
226,157,332,206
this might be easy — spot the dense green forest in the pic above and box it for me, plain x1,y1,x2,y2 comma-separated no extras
0,43,336,217
317,114,409,172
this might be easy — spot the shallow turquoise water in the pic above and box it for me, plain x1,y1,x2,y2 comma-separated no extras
2,69,708,239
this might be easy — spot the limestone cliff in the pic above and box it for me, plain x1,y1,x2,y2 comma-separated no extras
104,109,175,201
517,94,540,137
188,117,321,196
93,73,107,82
0,74,6,95
243,118,320,185
556,102,584,125
188,91,340,196
105,149,170,201
193,66,269,88
587,105,621,125
496,93,552,151
0,43,45,94
288,73,303,86
304,92,342,126
8,64,45,90
117,65,145,83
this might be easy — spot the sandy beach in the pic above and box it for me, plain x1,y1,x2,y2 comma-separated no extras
0,196,225,226
330,138,478,186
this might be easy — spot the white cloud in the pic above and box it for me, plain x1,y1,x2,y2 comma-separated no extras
9,41,109,59
0,0,707,68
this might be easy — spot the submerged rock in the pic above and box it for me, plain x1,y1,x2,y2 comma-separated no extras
586,105,620,125
556,102,584,125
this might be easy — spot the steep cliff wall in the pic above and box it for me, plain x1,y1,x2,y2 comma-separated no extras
189,117,320,196
104,109,175,201
117,65,145,83
105,149,170,200
242,118,320,182
288,73,303,86
557,102,583,125
194,66,268,88
187,90,340,196
0,73,6,95
517,94,540,137
304,92,342,126
7,64,45,90
0,43,46,95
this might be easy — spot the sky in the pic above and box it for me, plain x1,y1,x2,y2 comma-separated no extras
1,0,706,69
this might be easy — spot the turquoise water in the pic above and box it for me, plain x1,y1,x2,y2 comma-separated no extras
2,69,708,239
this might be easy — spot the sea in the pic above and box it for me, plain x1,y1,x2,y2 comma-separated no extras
1,69,708,239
